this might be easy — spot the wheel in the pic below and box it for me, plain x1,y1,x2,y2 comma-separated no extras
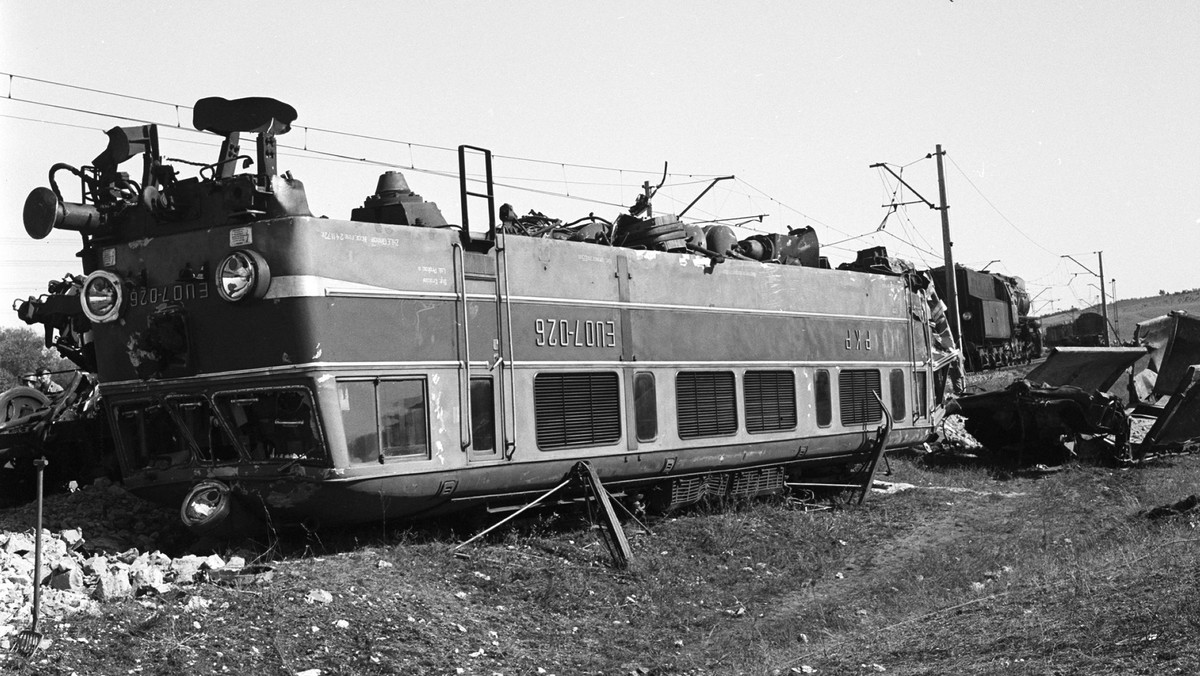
0,386,50,426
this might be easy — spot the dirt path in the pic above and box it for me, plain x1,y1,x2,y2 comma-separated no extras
766,482,1029,621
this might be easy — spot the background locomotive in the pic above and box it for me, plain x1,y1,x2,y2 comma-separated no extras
927,265,1043,372
7,96,957,535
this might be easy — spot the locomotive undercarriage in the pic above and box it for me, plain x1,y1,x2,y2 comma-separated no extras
122,432,914,537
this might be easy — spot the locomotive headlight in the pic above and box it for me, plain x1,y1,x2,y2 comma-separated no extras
961,311,974,321
215,249,271,302
180,480,232,534
80,270,125,323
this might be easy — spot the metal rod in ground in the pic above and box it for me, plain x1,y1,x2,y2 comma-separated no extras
12,457,47,659
453,477,573,552
610,494,654,536
858,392,894,505
575,461,632,568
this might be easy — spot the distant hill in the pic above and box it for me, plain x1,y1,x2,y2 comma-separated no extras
1038,289,1200,342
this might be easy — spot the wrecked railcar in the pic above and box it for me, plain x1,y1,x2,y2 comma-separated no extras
0,373,115,505
952,312,1200,465
954,379,1131,465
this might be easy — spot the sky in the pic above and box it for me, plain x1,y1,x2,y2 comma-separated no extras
1,1,1197,338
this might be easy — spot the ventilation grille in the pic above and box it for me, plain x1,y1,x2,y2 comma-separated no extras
677,371,738,439
745,371,797,433
729,467,785,498
534,372,621,450
839,369,882,426
666,474,730,509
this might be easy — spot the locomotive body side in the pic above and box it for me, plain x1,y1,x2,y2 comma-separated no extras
95,217,938,527
15,100,950,532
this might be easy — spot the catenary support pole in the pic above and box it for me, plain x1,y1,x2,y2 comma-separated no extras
934,145,963,358
1098,251,1109,346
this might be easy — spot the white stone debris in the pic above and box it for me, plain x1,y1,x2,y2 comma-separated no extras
0,479,265,644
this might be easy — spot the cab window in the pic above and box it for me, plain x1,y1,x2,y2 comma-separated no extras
114,402,191,471
169,396,240,464
214,387,326,463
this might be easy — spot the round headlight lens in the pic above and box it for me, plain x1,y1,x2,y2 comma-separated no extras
216,249,271,302
80,270,124,323
180,480,232,534
961,311,974,321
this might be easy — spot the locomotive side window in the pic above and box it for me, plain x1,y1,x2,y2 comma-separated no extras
634,372,657,442
114,403,191,471
534,372,621,450
470,378,496,452
744,370,797,433
379,381,429,459
839,369,883,426
337,380,430,463
889,369,907,421
339,381,379,464
215,388,326,463
815,370,832,427
676,371,737,439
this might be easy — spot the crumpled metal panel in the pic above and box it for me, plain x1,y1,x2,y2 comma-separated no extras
1134,313,1200,398
1024,346,1147,393
954,379,1129,465
1141,364,1200,450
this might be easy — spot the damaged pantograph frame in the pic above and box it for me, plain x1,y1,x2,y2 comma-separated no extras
953,311,1200,466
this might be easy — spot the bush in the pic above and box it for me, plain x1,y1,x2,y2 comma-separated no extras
0,326,70,390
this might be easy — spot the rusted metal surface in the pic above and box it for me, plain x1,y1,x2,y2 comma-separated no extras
1024,346,1147,393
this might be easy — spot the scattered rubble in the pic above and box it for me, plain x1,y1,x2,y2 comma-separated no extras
0,479,270,651
934,415,986,454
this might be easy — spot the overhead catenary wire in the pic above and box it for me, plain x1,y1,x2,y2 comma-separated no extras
11,70,1084,288
946,154,1060,257
734,177,851,237
2,106,781,231
4,73,851,233
869,150,1085,314
0,71,722,180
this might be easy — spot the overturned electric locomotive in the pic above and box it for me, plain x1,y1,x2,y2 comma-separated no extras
11,96,957,535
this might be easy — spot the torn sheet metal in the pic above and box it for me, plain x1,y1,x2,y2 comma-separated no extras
1140,364,1200,451
1024,346,1147,393
1134,312,1200,399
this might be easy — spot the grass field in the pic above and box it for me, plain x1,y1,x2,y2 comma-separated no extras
4,442,1199,675
4,363,1198,675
